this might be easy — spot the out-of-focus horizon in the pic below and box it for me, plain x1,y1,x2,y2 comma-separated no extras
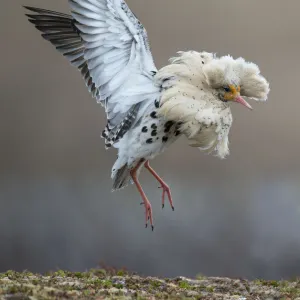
1,0,300,279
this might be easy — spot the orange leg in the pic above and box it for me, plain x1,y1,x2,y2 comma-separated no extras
130,160,154,230
144,160,174,211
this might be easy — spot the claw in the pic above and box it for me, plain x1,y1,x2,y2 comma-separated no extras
144,161,174,212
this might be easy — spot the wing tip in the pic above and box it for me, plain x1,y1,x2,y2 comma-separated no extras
23,6,40,13
22,5,72,18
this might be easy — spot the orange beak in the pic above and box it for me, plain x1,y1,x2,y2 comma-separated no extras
226,85,253,110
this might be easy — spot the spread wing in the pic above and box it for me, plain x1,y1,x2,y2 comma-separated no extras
24,0,159,147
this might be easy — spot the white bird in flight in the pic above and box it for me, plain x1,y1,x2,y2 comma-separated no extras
24,0,270,230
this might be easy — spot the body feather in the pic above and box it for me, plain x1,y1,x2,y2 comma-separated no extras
156,51,233,158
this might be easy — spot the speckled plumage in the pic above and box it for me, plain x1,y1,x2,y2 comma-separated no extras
111,101,183,190
24,0,270,229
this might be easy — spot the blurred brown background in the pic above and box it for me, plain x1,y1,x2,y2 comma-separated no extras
1,0,300,279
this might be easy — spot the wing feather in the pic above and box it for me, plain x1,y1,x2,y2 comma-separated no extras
24,0,159,148
24,6,101,100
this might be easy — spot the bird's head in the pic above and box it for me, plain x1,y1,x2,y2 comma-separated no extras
202,55,270,110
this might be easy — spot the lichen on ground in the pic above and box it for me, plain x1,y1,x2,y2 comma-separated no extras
0,269,300,299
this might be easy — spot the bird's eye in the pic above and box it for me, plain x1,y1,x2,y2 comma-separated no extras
223,87,230,92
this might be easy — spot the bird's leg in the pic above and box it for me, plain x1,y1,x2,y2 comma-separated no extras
144,161,174,211
130,160,154,230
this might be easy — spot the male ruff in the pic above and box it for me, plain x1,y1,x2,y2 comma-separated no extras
24,0,270,230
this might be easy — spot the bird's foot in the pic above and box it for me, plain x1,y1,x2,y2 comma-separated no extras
159,184,174,211
143,201,154,230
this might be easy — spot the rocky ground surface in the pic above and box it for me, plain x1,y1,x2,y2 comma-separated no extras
0,269,300,299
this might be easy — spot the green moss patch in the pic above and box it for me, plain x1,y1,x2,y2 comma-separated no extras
0,270,300,299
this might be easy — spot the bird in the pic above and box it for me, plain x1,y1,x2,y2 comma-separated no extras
24,0,270,230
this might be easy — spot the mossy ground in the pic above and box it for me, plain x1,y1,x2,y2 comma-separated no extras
0,269,300,299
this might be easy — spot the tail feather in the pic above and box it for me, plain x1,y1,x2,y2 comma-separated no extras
112,164,132,191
